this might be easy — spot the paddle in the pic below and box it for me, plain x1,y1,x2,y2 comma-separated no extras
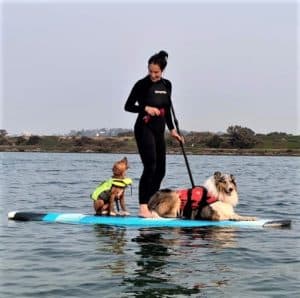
162,79,195,188
169,102,195,188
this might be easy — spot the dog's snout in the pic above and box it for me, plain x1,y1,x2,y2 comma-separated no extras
229,187,233,192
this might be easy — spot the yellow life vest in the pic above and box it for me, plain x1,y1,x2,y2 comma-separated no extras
91,177,132,201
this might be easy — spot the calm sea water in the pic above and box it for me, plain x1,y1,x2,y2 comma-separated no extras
1,152,299,297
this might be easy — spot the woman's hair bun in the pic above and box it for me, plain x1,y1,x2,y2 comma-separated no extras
158,50,168,60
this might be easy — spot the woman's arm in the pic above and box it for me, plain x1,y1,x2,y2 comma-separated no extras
124,81,145,113
163,79,184,143
165,107,175,131
164,79,175,130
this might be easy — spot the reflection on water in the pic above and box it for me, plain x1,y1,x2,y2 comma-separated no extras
127,229,201,297
179,227,238,249
94,226,127,254
91,225,240,297
93,226,128,276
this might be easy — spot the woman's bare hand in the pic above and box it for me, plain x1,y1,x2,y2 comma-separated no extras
145,106,161,116
170,129,184,143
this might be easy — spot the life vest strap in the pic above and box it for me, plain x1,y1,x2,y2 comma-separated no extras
111,177,132,188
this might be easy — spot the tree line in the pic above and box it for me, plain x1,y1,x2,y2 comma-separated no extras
1,126,299,150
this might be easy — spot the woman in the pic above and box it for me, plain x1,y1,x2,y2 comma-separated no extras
124,50,182,218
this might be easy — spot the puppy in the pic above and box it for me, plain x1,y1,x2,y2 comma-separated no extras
91,157,132,216
148,172,256,221
200,172,256,221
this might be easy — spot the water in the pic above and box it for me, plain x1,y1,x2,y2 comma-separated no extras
1,152,299,297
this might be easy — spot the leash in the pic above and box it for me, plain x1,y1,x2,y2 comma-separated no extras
115,185,132,213
162,79,195,188
115,200,120,212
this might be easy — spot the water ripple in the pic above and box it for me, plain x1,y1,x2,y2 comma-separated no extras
1,153,299,297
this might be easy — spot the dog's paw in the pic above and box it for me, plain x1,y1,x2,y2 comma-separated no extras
245,216,257,221
119,210,130,216
109,211,117,216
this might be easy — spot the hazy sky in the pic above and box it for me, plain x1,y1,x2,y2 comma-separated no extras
1,0,299,135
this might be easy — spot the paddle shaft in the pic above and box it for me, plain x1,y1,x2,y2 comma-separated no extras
159,78,196,188
169,103,195,188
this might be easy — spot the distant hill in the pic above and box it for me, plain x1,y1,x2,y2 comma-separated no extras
0,126,299,156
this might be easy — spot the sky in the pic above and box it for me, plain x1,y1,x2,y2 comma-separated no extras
1,0,299,135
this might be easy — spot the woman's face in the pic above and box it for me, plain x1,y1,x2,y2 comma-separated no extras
148,63,162,82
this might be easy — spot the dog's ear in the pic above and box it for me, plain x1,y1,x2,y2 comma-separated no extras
214,171,222,180
230,174,236,186
122,157,129,168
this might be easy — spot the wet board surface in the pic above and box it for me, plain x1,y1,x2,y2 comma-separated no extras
8,211,291,228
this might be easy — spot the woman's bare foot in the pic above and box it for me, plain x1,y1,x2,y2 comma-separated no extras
138,204,161,218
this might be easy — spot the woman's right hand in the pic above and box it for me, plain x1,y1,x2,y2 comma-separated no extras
145,106,161,116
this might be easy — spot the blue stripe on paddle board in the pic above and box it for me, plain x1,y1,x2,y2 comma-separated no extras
41,213,268,228
9,212,291,228
43,213,60,222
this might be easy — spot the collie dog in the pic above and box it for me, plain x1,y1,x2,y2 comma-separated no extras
148,172,256,221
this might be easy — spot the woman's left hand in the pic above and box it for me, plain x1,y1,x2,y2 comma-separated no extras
170,129,184,144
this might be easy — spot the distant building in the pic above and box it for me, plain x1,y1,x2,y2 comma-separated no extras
22,131,32,137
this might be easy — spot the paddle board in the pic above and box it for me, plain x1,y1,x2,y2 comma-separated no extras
7,211,291,228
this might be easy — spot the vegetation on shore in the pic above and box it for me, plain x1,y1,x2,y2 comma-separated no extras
0,126,299,156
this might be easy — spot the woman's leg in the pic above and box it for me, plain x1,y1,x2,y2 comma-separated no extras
152,132,166,194
135,124,156,204
134,124,160,217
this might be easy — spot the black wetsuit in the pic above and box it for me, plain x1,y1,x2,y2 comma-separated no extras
124,75,174,204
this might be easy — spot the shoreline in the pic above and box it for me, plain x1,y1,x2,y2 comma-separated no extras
1,146,299,157
1,134,299,157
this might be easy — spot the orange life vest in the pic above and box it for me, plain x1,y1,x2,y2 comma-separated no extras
176,186,218,219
